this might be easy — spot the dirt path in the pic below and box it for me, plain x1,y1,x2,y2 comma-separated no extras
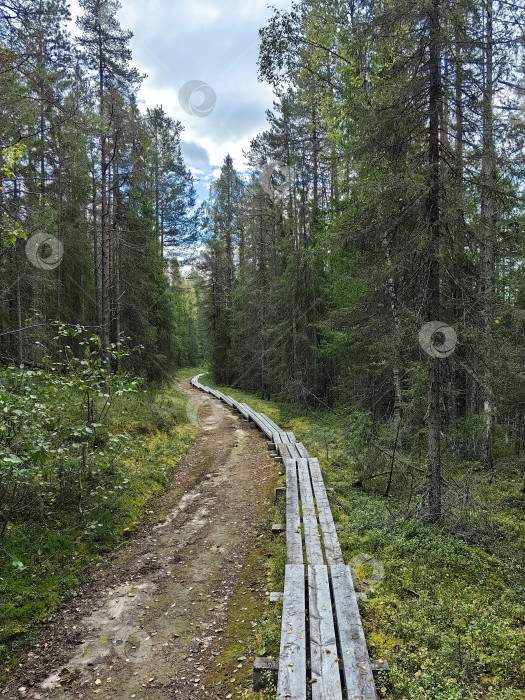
2,380,276,700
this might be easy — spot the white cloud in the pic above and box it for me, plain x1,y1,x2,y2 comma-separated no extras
68,0,292,198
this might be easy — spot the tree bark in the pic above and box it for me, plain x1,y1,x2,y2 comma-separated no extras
426,0,443,524
481,0,495,474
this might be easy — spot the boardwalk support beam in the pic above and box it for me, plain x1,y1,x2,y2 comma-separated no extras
253,657,278,691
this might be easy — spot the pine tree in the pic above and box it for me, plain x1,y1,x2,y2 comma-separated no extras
77,0,142,367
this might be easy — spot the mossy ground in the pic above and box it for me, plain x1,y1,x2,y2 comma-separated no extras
201,374,525,700
0,381,198,682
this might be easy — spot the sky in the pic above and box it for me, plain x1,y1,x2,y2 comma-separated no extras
68,0,292,201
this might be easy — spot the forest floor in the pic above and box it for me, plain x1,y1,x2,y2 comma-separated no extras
2,379,277,700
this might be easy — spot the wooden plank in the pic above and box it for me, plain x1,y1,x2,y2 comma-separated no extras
260,412,281,432
255,414,278,439
286,431,297,443
308,459,344,566
239,405,275,439
330,565,377,700
296,443,309,459
308,565,343,699
277,564,307,700
236,403,251,420
296,458,324,564
279,431,291,444
290,444,306,459
285,458,303,565
276,443,292,460
226,396,240,410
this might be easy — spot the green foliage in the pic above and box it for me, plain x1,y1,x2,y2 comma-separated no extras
0,354,195,678
0,144,27,248
0,326,140,532
0,143,25,180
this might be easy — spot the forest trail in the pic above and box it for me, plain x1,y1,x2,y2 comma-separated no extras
2,379,276,700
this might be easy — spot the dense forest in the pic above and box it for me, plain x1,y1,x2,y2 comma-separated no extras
1,0,202,379
1,0,525,698
204,0,525,523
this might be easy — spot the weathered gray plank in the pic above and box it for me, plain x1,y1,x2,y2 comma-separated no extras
239,406,275,439
240,403,258,423
308,565,343,699
260,412,281,432
226,396,240,410
296,443,309,459
256,414,278,439
285,459,303,565
330,565,377,700
286,431,297,443
279,431,291,444
296,458,324,564
277,564,307,700
236,402,251,420
287,443,302,459
276,443,292,460
308,459,344,565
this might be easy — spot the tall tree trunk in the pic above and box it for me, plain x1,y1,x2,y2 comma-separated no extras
154,124,160,256
99,56,110,369
426,0,443,524
16,266,23,365
92,160,100,326
481,0,495,475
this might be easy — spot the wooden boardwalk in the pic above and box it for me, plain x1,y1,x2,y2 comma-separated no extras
191,375,377,700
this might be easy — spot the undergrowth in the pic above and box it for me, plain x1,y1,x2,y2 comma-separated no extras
0,366,197,681
201,373,525,700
